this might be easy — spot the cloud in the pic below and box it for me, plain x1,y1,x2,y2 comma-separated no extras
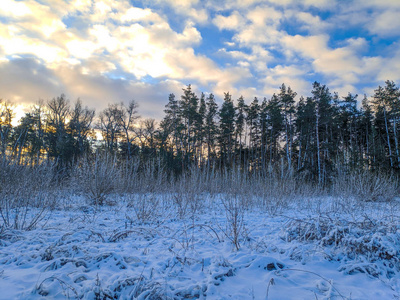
376,46,400,82
0,57,183,120
0,0,33,18
355,0,400,9
218,45,273,72
367,10,400,37
292,11,331,34
213,11,244,30
0,0,399,118
259,64,310,97
282,34,330,60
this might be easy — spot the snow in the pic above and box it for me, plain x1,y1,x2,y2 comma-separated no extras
0,194,399,299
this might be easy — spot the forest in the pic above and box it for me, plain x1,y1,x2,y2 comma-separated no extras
1,80,400,185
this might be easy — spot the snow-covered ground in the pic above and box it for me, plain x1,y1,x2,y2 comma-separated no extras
0,194,399,299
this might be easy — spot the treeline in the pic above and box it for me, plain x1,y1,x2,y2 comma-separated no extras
1,80,400,184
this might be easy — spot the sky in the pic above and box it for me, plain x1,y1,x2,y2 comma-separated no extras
1,0,400,121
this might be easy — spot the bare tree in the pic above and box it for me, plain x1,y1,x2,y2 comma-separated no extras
98,104,124,153
118,100,140,159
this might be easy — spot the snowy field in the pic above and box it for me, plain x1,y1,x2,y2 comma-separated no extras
1,194,400,299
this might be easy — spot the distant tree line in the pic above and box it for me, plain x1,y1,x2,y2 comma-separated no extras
1,80,399,185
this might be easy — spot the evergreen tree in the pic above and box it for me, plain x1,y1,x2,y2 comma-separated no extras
311,82,334,184
259,98,269,168
195,93,206,164
235,96,247,165
160,93,183,155
384,81,400,168
266,94,283,165
334,93,360,169
0,99,13,160
359,95,374,167
246,97,260,164
296,96,316,177
278,84,296,170
372,85,393,168
179,84,200,163
219,92,235,166
204,93,219,164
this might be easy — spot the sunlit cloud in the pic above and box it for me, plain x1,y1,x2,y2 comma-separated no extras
0,0,399,120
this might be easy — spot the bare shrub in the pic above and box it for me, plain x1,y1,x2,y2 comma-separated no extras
172,167,205,219
128,193,160,224
0,160,56,230
220,194,247,250
135,159,167,194
250,166,316,215
118,158,140,193
74,154,120,205
332,169,398,202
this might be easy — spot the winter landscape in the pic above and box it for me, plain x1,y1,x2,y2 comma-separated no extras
1,159,399,299
1,0,400,299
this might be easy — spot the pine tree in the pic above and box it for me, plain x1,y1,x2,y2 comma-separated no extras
246,97,260,164
179,84,200,164
334,93,359,169
160,93,183,155
195,93,206,164
311,82,334,184
235,96,247,165
259,98,269,168
296,96,316,178
359,95,374,168
0,99,14,160
219,92,235,166
204,93,219,164
266,94,283,165
384,81,400,168
278,84,296,170
372,85,393,168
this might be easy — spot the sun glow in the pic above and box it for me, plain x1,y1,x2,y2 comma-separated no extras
11,104,27,127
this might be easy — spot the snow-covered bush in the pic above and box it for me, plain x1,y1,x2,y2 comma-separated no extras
283,215,400,279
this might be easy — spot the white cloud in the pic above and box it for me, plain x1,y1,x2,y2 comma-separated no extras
0,0,32,17
246,5,282,26
292,11,331,34
260,64,310,97
119,7,154,23
213,11,244,30
282,34,330,60
354,0,400,9
367,10,400,37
